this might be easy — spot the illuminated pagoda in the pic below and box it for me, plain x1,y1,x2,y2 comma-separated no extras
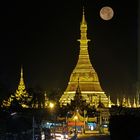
59,9,110,108
116,96,140,108
14,67,32,108
1,67,32,108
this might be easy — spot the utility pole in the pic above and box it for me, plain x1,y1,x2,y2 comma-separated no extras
83,110,87,133
32,116,35,140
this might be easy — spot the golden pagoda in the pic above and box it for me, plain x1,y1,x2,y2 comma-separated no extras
59,9,109,107
1,66,32,108
15,67,28,100
14,67,32,108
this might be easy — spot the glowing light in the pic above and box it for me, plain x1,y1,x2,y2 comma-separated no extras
100,6,114,20
11,112,17,116
74,115,78,120
49,102,54,109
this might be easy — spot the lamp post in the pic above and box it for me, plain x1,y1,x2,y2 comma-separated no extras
32,116,35,140
74,115,78,134
49,102,55,137
66,112,69,133
83,110,87,133
49,102,55,123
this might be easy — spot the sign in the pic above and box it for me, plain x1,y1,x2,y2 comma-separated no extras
68,121,84,126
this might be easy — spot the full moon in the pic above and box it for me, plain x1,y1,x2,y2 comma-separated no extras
100,6,114,20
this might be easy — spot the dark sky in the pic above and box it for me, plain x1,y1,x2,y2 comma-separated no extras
0,0,138,101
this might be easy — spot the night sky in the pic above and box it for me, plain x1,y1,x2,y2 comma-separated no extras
0,0,138,102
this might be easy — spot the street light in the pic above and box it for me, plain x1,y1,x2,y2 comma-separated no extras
49,102,54,109
48,102,55,122
49,102,55,138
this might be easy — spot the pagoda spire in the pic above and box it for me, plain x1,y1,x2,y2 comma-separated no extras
18,66,25,92
78,7,90,43
117,98,120,106
81,7,86,26
133,97,137,108
122,96,127,107
21,66,23,78
127,98,131,108
15,66,28,101
108,95,111,108
136,93,139,107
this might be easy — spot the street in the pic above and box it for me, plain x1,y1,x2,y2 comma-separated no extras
77,135,111,140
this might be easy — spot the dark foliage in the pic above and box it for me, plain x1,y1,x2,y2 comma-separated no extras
27,87,45,108
0,83,10,106
109,114,140,140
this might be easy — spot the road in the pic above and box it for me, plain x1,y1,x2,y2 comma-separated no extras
77,135,111,140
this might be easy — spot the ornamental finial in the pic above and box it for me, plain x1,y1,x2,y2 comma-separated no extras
81,6,86,25
21,66,23,78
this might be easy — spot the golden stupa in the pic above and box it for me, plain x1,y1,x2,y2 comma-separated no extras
59,9,109,108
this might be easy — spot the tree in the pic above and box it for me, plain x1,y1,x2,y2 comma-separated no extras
28,86,45,109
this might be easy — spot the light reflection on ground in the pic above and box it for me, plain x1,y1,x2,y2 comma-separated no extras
77,134,110,140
